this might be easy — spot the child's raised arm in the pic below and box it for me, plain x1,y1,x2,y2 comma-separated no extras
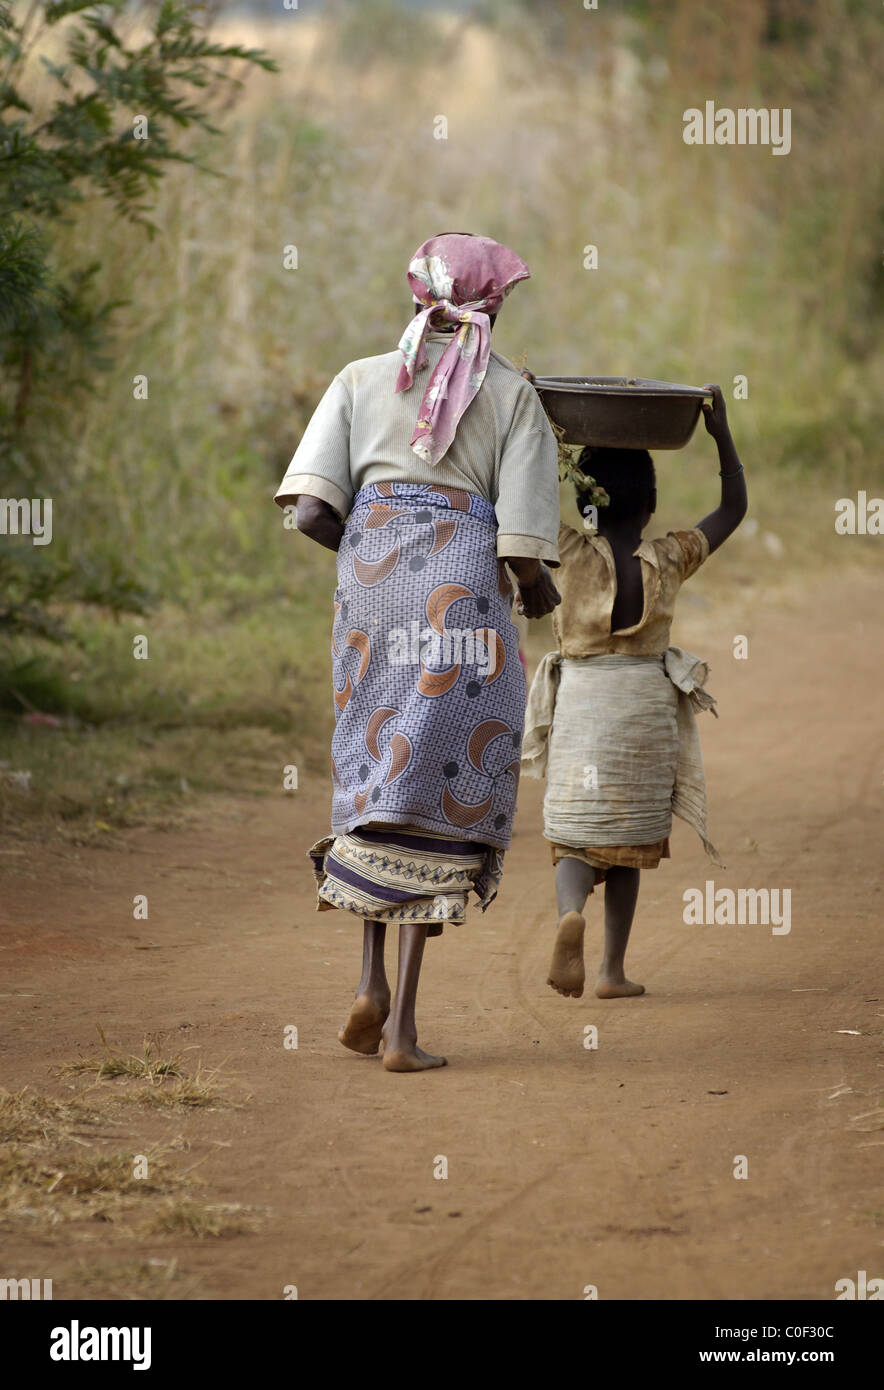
694,384,748,553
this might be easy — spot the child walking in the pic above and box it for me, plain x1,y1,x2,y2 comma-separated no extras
522,385,747,1000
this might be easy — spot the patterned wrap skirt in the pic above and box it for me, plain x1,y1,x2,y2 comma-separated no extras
308,482,526,927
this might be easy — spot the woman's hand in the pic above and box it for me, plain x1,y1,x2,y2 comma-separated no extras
293,495,345,552
506,558,561,619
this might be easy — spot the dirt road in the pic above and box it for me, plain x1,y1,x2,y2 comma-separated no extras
2,569,882,1300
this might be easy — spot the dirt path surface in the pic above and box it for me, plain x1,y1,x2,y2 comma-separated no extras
2,570,882,1301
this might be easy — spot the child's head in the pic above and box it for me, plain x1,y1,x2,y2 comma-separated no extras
576,446,657,526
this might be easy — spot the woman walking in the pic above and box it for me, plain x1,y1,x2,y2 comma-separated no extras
275,233,561,1070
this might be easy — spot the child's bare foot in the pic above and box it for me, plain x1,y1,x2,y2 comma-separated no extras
595,971,645,999
548,911,586,998
381,1023,446,1071
383,1044,447,1072
338,992,390,1054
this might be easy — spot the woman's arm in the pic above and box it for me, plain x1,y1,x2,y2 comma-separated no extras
494,378,561,607
695,384,748,554
273,374,353,546
291,495,345,553
503,556,561,619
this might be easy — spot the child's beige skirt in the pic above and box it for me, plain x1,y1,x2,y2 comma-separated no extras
523,649,724,869
544,655,679,854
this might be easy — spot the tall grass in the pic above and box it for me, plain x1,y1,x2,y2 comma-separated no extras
33,1,884,571
2,0,882,831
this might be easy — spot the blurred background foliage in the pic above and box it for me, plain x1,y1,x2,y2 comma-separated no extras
1,0,882,837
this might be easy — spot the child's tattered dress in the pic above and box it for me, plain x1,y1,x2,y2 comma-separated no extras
522,523,724,875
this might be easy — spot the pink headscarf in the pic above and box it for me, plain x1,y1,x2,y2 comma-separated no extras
395,233,530,466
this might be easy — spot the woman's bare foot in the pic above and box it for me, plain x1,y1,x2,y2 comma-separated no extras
381,1023,446,1071
595,972,645,999
338,992,390,1054
548,911,586,998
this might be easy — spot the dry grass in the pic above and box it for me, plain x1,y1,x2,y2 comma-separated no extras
0,1143,189,1227
1,1043,254,1245
144,1198,261,1240
0,1144,261,1238
60,1025,185,1082
72,1257,195,1300
58,1026,241,1110
0,1108,259,1238
0,1085,116,1148
123,1068,239,1112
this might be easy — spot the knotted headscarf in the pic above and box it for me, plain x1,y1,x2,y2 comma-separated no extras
395,233,530,466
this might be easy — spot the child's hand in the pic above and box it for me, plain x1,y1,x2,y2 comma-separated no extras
701,384,731,441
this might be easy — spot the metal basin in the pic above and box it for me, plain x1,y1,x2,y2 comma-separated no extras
532,376,712,449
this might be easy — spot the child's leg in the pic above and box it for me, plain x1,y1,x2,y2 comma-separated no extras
596,866,645,998
338,920,390,1054
556,856,597,916
382,922,446,1072
548,856,598,999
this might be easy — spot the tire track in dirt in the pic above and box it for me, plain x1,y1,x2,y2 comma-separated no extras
365,1165,560,1300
